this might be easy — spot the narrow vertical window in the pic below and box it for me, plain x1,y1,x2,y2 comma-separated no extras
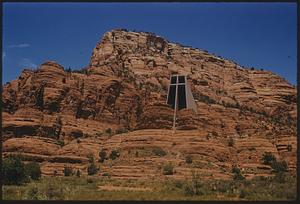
167,85,177,109
177,84,187,110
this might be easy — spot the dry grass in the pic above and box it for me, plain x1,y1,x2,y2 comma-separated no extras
2,173,296,201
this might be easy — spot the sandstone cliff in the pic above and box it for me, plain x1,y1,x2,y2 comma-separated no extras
2,29,297,180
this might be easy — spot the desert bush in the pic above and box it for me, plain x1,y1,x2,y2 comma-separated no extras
25,162,41,180
57,140,64,147
105,128,113,136
96,132,103,137
102,172,110,177
98,149,107,163
274,172,286,183
87,163,99,175
232,166,240,174
173,180,184,188
239,189,248,198
152,147,167,157
232,166,245,181
184,171,206,196
185,155,193,164
26,186,39,200
233,172,245,181
211,131,218,137
215,180,233,193
235,124,242,135
115,127,129,134
2,155,28,185
87,154,94,163
109,150,120,160
86,178,94,183
228,137,235,147
72,69,88,75
271,160,288,173
262,152,276,165
65,67,72,73
45,183,64,200
70,129,83,138
76,169,81,177
163,163,174,175
63,166,73,176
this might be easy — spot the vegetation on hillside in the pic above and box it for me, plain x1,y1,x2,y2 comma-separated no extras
2,173,296,200
2,155,42,185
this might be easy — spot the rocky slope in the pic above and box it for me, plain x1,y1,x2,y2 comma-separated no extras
2,29,297,180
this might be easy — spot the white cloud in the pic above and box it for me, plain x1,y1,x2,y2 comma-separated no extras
9,43,30,48
19,58,37,68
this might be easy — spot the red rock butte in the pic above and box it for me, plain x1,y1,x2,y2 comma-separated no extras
2,29,297,180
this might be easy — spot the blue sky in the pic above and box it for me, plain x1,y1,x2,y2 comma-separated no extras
2,2,297,85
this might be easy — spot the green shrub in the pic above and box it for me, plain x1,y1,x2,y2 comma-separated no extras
26,186,39,200
45,183,64,200
184,184,195,196
174,180,184,188
115,127,129,134
109,150,120,160
105,128,113,136
70,129,83,138
239,189,247,198
232,166,241,174
274,172,286,183
57,140,64,147
25,162,41,180
72,69,88,75
163,163,174,175
262,152,276,165
76,169,81,177
185,155,193,164
98,149,107,163
232,166,245,180
152,147,167,157
228,137,234,147
96,132,103,137
65,67,72,73
215,180,233,193
271,160,288,173
102,172,110,177
212,131,218,137
63,166,73,176
87,178,94,183
2,155,28,185
87,154,94,163
233,171,245,180
87,163,99,175
184,171,205,196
